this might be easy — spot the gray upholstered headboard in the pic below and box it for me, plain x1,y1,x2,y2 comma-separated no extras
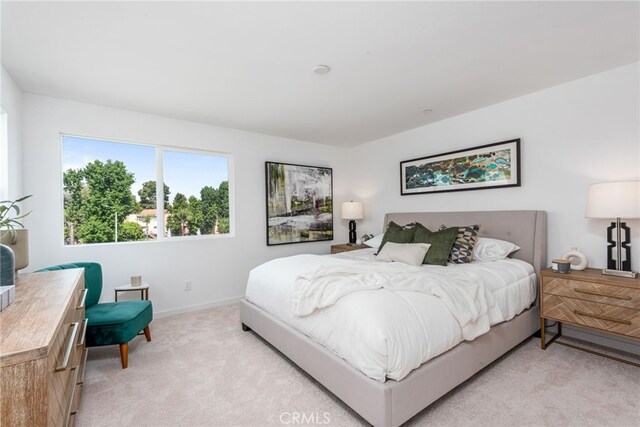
383,210,547,277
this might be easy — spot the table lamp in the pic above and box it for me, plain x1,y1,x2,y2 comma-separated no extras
341,201,363,244
586,181,640,278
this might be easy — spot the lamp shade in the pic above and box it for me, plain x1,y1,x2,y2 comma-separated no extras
585,181,640,219
341,201,363,220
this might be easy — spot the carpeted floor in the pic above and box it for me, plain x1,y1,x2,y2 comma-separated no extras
76,304,640,427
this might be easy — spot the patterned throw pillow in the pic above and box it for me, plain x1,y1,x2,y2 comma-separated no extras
441,224,480,264
375,221,417,255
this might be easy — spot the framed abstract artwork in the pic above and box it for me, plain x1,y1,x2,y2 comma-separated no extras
265,161,333,246
400,139,521,195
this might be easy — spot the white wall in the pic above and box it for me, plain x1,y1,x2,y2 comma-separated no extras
21,94,347,315
348,63,640,271
1,67,23,199
17,63,640,326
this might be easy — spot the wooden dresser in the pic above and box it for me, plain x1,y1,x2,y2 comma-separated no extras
540,268,640,346
0,269,88,426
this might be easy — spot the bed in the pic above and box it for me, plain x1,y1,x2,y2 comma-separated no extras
241,210,547,426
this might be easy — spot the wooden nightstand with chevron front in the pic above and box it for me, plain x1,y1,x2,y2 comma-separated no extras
540,267,640,366
331,243,368,254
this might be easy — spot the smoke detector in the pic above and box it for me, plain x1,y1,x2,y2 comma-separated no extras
313,65,331,75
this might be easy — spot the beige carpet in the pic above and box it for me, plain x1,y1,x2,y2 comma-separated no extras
76,304,640,427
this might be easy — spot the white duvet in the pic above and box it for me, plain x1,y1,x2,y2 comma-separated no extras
245,248,536,382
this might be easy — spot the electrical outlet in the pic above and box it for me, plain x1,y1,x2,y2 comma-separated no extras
184,281,192,291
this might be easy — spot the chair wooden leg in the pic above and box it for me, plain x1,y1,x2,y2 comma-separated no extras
143,326,151,342
119,343,128,369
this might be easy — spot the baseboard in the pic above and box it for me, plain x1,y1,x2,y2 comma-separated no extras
559,324,640,356
155,295,244,318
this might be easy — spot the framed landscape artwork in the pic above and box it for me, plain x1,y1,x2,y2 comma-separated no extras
400,139,521,195
265,162,333,246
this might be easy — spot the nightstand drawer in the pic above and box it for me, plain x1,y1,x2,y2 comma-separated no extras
542,294,640,338
543,276,640,309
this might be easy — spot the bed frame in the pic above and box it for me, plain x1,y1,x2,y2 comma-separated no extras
241,210,547,426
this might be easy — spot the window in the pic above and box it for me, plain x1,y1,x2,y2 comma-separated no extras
61,135,232,245
163,150,230,237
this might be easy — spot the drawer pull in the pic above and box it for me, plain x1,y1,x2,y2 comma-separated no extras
78,349,89,385
55,322,80,372
76,289,88,309
78,318,88,346
573,310,632,325
574,288,632,301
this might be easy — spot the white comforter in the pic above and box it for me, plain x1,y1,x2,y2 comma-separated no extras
293,261,493,340
245,248,536,382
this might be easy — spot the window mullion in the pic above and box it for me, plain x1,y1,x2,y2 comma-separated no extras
156,147,165,240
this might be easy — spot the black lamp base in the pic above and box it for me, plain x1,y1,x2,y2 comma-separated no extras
606,219,632,272
348,220,357,244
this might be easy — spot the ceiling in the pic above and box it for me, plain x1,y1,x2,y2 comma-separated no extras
2,1,638,147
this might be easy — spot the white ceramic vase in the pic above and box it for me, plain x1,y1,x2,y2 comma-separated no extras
562,247,588,271
0,229,29,271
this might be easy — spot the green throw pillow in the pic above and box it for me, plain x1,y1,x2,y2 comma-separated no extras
375,221,416,255
412,223,458,266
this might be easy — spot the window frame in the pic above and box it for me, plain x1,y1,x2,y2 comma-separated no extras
60,133,235,247
0,110,8,200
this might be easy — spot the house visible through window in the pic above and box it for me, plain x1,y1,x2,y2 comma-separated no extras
61,135,232,245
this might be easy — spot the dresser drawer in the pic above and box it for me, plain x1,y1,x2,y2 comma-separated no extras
47,280,85,426
67,366,82,425
543,276,640,309
542,294,640,338
46,323,79,425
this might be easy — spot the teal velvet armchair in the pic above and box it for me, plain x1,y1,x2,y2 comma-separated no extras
37,262,153,368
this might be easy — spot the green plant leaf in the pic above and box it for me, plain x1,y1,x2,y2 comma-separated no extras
0,196,32,230
14,195,33,203
11,211,31,221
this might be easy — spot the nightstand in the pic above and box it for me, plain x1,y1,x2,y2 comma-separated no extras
331,243,368,254
540,268,639,366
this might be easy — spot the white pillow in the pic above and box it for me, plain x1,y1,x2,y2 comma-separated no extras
376,242,431,266
473,237,520,262
363,234,384,249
